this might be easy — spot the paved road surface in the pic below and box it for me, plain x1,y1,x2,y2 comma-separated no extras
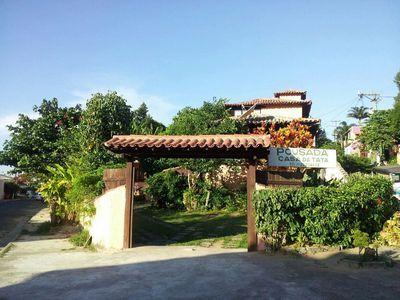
1,237,399,299
0,199,44,247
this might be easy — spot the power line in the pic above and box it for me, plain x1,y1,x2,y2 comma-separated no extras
357,92,381,111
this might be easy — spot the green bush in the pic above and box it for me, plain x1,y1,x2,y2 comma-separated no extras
145,171,188,209
341,155,373,174
253,174,398,248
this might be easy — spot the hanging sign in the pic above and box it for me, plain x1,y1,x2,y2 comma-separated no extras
268,147,337,168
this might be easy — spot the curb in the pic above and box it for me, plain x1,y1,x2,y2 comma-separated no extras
0,216,31,248
0,242,15,258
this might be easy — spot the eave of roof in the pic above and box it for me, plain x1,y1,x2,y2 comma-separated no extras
225,98,312,108
243,116,320,125
104,134,271,159
274,90,306,97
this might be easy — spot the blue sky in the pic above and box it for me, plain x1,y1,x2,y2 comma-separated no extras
0,0,399,172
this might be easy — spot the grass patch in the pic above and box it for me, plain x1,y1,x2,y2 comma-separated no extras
134,206,247,248
69,229,92,248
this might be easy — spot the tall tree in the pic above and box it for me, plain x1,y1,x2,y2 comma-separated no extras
131,103,165,134
0,99,81,179
78,91,132,168
165,99,244,173
359,110,395,160
391,70,400,142
166,99,241,135
333,121,352,148
347,106,370,124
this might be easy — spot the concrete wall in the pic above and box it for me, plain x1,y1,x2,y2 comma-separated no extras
86,185,126,249
0,179,4,200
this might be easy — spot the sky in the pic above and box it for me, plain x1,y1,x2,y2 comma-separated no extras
0,0,399,173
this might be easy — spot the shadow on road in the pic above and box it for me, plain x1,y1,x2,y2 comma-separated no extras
0,248,399,299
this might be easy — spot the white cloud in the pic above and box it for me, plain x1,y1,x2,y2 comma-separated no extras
0,112,39,150
69,86,179,125
0,114,19,136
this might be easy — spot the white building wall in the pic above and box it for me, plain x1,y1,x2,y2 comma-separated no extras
277,95,302,100
85,185,126,249
252,107,303,118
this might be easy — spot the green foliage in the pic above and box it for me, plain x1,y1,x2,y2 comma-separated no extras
64,168,103,218
39,162,104,223
315,128,331,147
359,110,395,158
145,171,188,209
166,99,240,135
333,121,353,147
165,99,244,174
379,212,400,247
253,174,398,248
347,106,370,124
392,70,400,142
78,91,132,168
183,182,234,211
4,181,20,198
341,155,373,173
39,164,75,222
321,142,373,173
69,229,91,247
352,229,370,250
0,99,81,179
131,103,165,134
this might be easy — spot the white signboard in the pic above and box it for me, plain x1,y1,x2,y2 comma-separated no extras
268,147,337,168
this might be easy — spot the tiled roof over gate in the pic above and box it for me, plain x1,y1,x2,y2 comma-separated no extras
105,134,271,151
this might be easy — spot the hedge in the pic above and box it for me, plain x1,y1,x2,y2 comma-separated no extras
253,174,399,248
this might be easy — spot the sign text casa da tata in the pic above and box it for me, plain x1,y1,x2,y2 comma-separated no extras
268,147,337,168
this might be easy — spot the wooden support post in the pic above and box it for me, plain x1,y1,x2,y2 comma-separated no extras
124,161,135,248
247,159,257,252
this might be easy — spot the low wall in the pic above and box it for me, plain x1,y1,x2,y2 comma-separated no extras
86,185,126,249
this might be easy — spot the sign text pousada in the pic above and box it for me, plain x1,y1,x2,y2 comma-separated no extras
268,147,337,168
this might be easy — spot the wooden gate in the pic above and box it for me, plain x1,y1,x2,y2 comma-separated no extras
103,164,145,193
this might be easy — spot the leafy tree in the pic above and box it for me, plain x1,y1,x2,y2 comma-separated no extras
78,91,132,168
391,70,400,142
0,99,81,180
131,103,165,134
315,128,332,147
347,106,370,124
166,99,241,136
333,121,352,148
165,99,244,173
359,110,395,159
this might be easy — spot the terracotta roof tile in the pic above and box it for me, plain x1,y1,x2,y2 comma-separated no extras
225,98,311,108
104,134,270,151
244,116,320,125
274,90,306,97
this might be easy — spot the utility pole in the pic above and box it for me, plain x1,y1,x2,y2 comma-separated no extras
331,120,341,142
357,92,381,111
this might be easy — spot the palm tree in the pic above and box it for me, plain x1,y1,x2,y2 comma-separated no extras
347,106,370,124
334,121,352,148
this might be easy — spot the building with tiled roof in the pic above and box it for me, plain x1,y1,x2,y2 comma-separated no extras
225,90,320,134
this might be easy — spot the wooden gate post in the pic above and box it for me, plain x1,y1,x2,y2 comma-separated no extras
124,161,135,248
247,159,257,252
